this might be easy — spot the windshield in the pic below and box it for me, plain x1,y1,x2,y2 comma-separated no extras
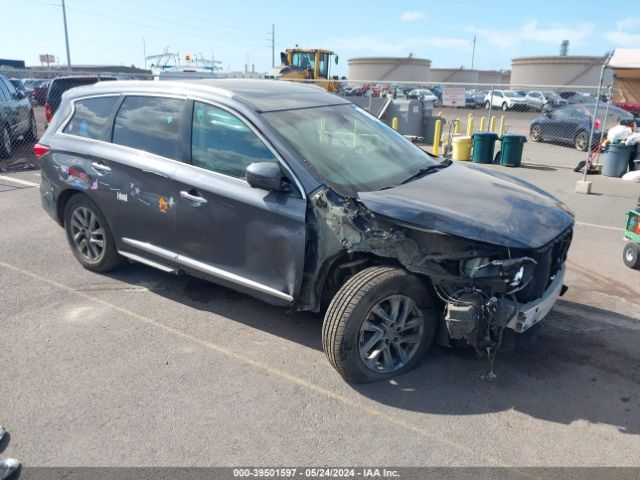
262,104,437,195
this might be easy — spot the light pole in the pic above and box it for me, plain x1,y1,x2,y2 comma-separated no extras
61,0,72,72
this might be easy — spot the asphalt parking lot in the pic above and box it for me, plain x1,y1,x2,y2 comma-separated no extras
0,119,639,467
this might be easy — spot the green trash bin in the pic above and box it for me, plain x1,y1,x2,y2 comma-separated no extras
472,132,498,164
499,134,527,167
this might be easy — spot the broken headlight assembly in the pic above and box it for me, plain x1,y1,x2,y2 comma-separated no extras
462,257,537,294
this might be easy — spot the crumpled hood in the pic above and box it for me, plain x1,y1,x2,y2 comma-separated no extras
358,162,574,249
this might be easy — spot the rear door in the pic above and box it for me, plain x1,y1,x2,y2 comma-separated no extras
0,78,26,136
171,100,307,304
96,95,188,268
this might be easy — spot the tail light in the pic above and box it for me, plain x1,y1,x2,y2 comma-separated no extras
33,143,50,158
44,102,53,123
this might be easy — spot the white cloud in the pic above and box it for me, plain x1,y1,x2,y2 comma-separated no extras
468,20,594,50
617,17,640,31
606,18,640,46
400,10,426,22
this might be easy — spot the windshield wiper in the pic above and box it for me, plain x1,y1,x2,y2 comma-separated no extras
400,158,452,185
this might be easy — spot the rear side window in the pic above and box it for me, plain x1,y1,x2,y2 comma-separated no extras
113,96,184,159
63,96,119,141
191,101,277,178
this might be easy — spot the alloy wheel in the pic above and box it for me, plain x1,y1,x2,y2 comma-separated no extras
358,294,425,374
69,206,106,263
575,132,588,151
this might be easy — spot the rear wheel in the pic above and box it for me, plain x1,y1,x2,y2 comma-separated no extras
575,130,589,151
64,194,124,272
322,266,437,383
0,125,12,159
623,243,640,269
530,124,542,142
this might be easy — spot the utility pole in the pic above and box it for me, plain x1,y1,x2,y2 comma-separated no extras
143,38,147,69
61,0,72,72
271,24,275,68
471,35,476,70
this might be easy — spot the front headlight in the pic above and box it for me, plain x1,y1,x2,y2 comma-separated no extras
463,257,537,293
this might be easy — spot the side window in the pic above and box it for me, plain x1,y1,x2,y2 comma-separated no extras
494,91,503,98
0,83,6,102
0,80,13,100
63,96,120,141
1,79,18,99
113,96,184,160
191,101,277,179
551,108,572,120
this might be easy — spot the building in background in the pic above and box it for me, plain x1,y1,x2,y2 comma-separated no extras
348,56,431,82
510,55,613,87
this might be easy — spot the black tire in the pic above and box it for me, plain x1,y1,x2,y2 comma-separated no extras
530,124,542,142
23,113,37,143
623,243,640,269
575,130,589,152
0,125,12,159
322,266,437,383
485,101,491,110
502,102,509,111
64,194,124,272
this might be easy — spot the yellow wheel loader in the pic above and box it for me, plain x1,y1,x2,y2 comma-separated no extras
269,48,342,92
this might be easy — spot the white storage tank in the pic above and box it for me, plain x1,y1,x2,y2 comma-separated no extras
348,56,431,82
510,55,612,86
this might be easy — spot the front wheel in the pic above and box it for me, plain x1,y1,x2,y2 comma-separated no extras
623,243,640,269
502,102,509,111
575,130,589,151
485,101,491,110
322,266,437,383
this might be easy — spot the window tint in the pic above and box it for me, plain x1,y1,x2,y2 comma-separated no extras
191,101,277,178
63,96,119,141
1,78,18,98
113,96,184,159
494,91,503,97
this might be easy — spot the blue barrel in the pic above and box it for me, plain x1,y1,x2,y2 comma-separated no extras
602,144,633,177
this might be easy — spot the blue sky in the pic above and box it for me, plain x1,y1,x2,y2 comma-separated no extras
1,0,637,74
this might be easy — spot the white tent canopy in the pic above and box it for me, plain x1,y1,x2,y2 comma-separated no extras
607,48,640,70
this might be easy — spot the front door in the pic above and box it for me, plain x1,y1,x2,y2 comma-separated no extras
172,101,307,304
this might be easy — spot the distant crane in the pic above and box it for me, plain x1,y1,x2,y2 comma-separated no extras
145,47,179,69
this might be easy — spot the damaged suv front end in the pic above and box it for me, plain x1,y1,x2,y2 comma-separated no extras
264,102,573,381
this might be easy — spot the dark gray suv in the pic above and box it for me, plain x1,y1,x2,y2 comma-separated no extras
0,74,37,158
36,80,574,383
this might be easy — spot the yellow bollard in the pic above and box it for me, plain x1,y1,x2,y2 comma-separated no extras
392,117,399,131
433,119,442,156
498,115,505,137
489,115,496,133
466,113,474,137
454,118,461,134
480,116,486,132
437,111,443,118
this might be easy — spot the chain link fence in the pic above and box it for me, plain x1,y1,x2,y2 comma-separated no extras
1,67,637,172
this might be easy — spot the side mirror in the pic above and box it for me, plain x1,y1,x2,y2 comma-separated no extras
246,162,282,191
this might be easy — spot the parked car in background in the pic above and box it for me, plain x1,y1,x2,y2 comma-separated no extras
32,80,49,105
36,79,574,383
529,104,633,151
341,84,362,96
45,75,117,124
0,74,37,158
407,88,438,104
484,90,528,111
465,90,485,108
525,91,568,112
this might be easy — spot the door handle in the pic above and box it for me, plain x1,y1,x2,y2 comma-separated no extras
180,190,208,205
91,161,111,173
142,169,168,178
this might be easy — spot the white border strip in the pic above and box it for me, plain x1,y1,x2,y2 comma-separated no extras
0,175,39,187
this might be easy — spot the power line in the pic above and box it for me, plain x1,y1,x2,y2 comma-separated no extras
80,0,268,41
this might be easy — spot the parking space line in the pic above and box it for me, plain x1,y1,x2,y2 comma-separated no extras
575,221,625,232
0,259,506,467
0,175,39,187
